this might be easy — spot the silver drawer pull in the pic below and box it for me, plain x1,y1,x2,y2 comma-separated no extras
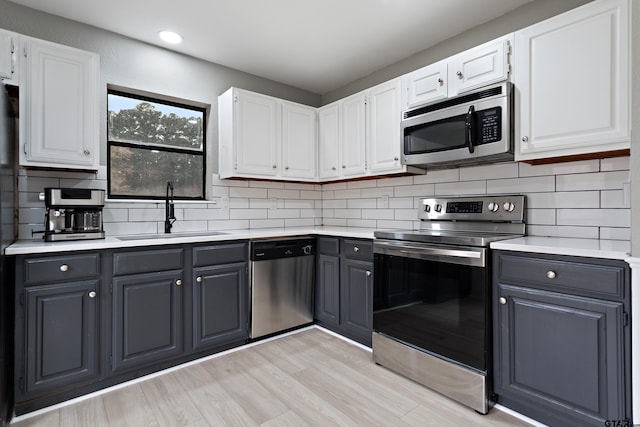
176,279,182,286
546,270,556,279
499,297,507,305
353,246,359,253
60,264,69,272
366,270,371,277
88,291,97,298
196,276,202,283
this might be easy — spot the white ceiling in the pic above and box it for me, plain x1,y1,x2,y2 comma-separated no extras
9,0,534,94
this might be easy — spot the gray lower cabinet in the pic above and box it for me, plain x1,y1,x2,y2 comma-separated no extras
493,250,631,426
15,252,103,406
110,247,185,373
191,242,248,351
315,237,373,346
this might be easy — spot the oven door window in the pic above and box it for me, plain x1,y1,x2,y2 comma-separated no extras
373,255,489,372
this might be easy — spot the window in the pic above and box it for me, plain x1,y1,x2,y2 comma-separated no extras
107,88,207,200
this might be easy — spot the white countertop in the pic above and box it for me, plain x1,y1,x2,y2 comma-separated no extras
490,236,631,260
5,226,377,255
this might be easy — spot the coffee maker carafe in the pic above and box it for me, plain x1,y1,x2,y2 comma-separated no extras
44,188,105,242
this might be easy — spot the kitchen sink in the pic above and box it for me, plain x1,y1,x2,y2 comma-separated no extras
116,231,227,241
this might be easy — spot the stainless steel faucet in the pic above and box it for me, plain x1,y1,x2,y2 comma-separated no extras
164,181,176,233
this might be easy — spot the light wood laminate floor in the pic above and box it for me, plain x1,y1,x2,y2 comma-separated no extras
10,328,533,426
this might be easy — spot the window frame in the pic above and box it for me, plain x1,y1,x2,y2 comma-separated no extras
107,88,208,201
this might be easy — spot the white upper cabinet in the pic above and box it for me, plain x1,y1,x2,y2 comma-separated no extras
20,37,99,170
448,35,511,96
340,91,367,177
368,78,403,174
405,34,512,108
282,101,317,180
515,0,630,162
218,88,317,181
219,88,279,179
405,60,447,108
318,102,341,180
0,29,18,85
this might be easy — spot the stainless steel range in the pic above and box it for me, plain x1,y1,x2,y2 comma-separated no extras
372,194,525,414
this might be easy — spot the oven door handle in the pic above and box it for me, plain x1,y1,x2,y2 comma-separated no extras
374,240,486,267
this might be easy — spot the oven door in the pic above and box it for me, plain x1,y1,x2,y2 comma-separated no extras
373,239,490,372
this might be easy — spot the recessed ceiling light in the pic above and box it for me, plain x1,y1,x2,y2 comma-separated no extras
158,30,183,44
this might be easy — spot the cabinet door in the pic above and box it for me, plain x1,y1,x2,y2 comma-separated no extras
317,102,341,180
448,35,511,96
315,253,340,327
112,270,183,372
340,92,367,177
234,89,279,177
20,37,99,169
23,280,99,396
0,30,18,84
192,263,247,351
368,79,403,174
405,60,447,108
515,0,629,161
341,258,373,346
495,284,627,425
282,101,317,180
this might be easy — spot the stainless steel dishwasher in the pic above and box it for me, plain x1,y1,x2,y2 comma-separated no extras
250,237,315,339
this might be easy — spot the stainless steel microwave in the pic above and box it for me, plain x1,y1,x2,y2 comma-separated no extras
401,82,514,169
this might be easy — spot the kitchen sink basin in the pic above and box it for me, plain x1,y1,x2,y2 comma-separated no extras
116,231,227,241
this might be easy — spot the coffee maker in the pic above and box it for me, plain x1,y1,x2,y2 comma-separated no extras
44,188,105,242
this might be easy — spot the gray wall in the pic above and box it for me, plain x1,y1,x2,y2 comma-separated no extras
0,0,321,175
322,0,590,104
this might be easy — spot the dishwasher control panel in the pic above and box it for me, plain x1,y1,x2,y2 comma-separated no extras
250,237,316,261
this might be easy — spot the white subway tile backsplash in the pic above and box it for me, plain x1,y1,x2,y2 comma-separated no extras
394,184,434,198
527,225,600,239
557,209,630,227
556,171,630,192
435,181,486,196
459,163,518,181
486,176,554,194
526,191,600,209
600,156,630,171
518,160,599,177
14,155,631,241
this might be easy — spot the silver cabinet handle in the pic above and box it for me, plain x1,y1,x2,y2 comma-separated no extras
394,157,399,161
60,264,69,272
499,297,507,305
285,166,289,170
456,71,463,78
88,291,97,298
176,279,182,286
342,165,346,169
366,271,371,277
437,78,443,84
353,246,359,253
546,271,556,279
196,276,202,283
83,149,91,156
272,165,277,169
522,136,529,142
331,166,336,170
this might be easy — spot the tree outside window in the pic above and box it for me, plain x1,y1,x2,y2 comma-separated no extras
107,89,207,200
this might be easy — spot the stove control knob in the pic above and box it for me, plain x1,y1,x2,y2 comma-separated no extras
423,204,431,213
503,202,515,212
488,202,499,212
434,204,442,213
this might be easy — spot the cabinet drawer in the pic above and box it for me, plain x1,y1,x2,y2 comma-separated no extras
24,253,101,284
495,253,627,300
112,248,184,276
193,242,248,267
343,239,373,261
318,237,340,256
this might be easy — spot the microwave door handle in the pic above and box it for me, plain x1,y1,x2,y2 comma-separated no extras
465,105,476,153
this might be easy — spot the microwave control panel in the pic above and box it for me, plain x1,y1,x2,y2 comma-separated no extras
478,107,501,145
